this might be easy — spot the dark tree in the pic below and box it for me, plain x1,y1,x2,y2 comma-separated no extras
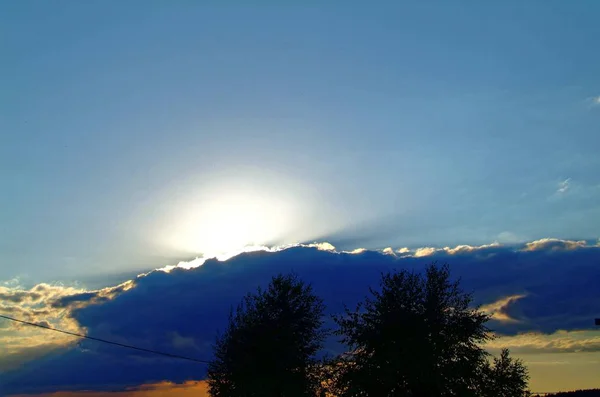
207,273,328,397
332,263,494,397
481,348,530,397
546,390,600,397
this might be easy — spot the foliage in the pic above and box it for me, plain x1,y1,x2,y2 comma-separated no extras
207,273,328,397
331,263,501,396
207,264,533,397
481,348,530,397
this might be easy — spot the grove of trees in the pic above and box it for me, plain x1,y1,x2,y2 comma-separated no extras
207,263,530,397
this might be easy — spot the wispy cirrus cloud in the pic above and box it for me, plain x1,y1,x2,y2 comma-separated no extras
580,94,600,110
557,178,571,194
586,95,600,108
496,231,524,244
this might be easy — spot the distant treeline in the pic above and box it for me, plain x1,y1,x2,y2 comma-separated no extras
542,390,600,397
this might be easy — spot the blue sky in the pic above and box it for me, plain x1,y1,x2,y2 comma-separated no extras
2,1,600,283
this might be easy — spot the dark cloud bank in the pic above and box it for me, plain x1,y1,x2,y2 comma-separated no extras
2,239,600,395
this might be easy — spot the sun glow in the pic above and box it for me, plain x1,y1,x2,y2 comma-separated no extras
163,188,295,258
149,170,348,266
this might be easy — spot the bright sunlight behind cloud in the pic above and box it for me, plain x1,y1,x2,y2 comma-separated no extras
146,169,350,261
164,192,291,255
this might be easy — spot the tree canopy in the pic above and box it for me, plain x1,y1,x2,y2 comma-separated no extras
207,273,328,397
208,264,531,397
481,348,530,397
331,263,508,396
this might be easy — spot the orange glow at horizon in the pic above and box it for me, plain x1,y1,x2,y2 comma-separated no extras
9,380,209,397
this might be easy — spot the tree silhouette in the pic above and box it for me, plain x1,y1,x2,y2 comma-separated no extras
331,263,499,396
481,348,530,397
545,390,600,397
207,273,328,397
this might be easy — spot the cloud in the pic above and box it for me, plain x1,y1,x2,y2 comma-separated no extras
587,95,600,108
308,242,337,251
1,239,600,395
480,294,527,323
401,242,501,258
347,248,367,254
557,178,571,194
486,330,600,354
382,247,396,256
496,231,523,244
521,238,588,252
0,281,134,371
414,247,437,257
155,243,336,273
170,332,202,351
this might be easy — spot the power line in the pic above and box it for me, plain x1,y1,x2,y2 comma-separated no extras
0,314,210,364
0,314,571,395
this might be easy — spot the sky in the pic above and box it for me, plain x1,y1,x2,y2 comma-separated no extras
1,1,600,395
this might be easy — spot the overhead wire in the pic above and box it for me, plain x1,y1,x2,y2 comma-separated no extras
0,314,210,364
0,314,562,395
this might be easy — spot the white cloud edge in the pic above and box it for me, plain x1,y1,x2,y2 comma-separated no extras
129,235,596,286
